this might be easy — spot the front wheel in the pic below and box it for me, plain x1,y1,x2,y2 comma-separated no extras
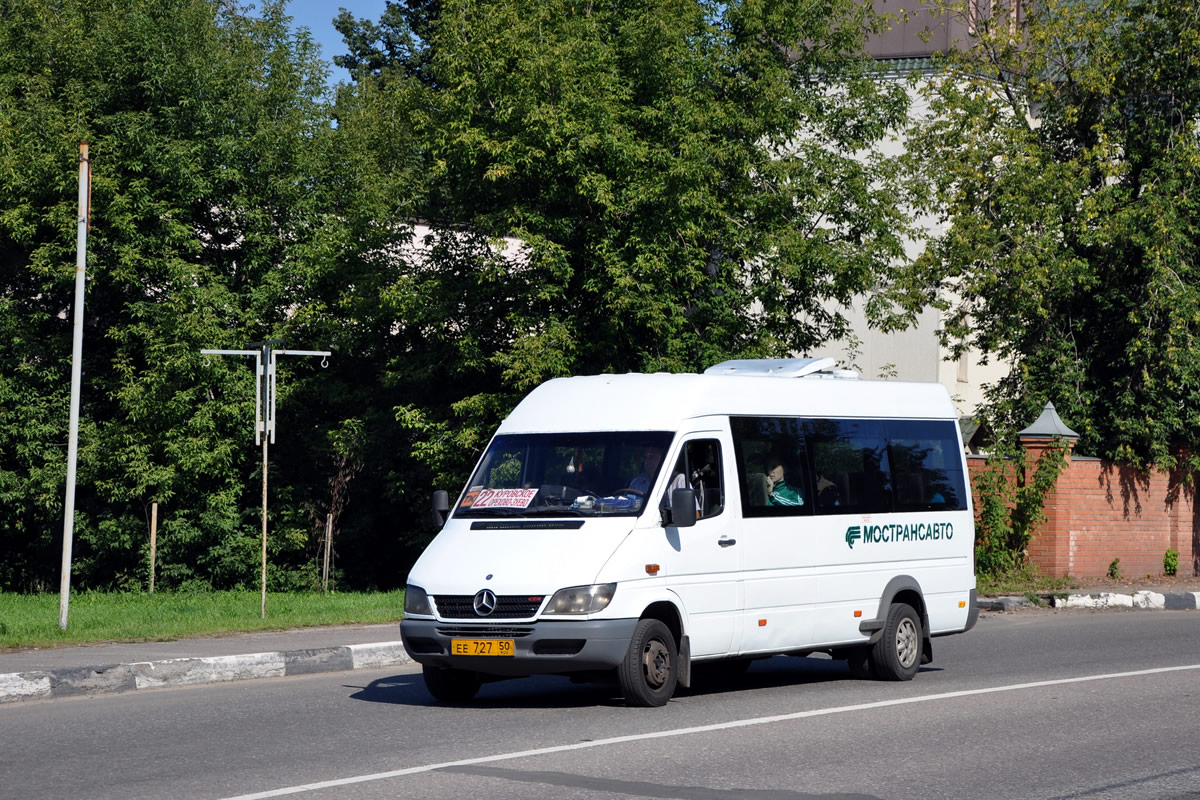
617,619,678,706
870,603,922,681
423,666,482,703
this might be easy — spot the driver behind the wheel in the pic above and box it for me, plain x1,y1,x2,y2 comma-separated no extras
624,446,700,519
627,446,665,494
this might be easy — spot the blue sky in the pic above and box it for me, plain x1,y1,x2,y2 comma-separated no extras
286,0,389,84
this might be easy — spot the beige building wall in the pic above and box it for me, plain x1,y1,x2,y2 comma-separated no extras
821,300,1007,418
821,26,1012,418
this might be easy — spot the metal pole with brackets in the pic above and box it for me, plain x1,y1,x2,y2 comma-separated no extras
200,342,330,618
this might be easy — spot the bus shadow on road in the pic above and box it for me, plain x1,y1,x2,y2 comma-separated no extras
682,655,941,699
346,655,941,709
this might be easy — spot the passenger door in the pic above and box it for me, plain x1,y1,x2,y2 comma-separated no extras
731,415,817,654
657,433,742,657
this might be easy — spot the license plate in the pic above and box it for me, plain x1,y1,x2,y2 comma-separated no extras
451,638,514,656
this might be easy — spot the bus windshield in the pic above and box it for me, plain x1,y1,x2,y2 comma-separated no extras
455,432,675,518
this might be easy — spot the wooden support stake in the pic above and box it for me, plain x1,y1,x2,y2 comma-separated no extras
322,515,333,594
149,502,158,593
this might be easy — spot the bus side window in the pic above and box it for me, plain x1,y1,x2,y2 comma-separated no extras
662,439,725,520
687,439,724,519
885,420,968,512
806,419,892,516
731,416,812,517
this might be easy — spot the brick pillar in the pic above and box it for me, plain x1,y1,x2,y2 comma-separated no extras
1016,402,1080,577
1168,447,1198,577
1019,437,1074,577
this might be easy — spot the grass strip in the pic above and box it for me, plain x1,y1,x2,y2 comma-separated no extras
977,570,1077,596
0,590,404,651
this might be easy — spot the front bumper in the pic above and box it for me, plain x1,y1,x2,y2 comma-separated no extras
401,617,638,676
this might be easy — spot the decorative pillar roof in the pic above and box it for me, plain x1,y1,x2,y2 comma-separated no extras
1018,402,1080,441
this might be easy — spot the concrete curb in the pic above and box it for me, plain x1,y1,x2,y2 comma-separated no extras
978,591,1200,612
0,641,412,706
1055,591,1200,610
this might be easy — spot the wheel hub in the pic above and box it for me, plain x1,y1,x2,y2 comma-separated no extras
642,639,671,688
896,617,918,668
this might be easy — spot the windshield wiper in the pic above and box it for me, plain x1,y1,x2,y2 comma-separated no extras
524,506,587,517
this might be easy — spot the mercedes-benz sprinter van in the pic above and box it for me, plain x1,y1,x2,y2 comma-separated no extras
401,358,978,706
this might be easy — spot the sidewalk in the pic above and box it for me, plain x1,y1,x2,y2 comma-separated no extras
3,583,1199,706
0,622,413,706
978,578,1200,612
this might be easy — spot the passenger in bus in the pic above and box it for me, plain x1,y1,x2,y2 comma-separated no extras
765,457,804,507
816,473,842,507
746,471,770,506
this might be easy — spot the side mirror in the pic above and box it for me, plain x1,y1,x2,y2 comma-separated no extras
431,490,450,527
666,487,697,528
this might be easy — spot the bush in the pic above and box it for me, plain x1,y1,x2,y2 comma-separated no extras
973,441,1070,577
1164,548,1180,576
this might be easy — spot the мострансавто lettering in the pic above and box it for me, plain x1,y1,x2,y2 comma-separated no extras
845,522,954,549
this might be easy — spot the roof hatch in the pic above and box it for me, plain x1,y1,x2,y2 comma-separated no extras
704,357,856,378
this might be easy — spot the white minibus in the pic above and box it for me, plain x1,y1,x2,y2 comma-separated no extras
401,358,978,706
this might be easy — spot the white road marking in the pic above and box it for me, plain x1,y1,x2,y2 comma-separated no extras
220,663,1200,799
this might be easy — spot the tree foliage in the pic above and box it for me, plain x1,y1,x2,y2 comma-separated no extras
905,0,1200,470
0,0,926,592
336,0,922,487
0,0,385,591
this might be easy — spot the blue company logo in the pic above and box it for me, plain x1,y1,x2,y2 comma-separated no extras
846,526,863,549
845,522,954,549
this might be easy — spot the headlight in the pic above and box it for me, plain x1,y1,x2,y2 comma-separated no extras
543,583,616,615
404,584,433,616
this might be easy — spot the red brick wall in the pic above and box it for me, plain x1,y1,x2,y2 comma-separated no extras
967,447,1198,579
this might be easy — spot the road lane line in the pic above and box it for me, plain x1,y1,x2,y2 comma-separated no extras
219,663,1200,800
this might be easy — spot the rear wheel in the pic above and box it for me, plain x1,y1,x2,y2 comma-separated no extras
617,619,678,707
423,666,482,703
870,603,922,681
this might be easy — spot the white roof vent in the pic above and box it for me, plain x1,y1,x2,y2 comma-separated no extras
704,357,845,378
809,367,860,380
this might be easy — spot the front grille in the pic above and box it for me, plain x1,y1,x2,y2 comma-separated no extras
436,624,537,638
433,594,544,619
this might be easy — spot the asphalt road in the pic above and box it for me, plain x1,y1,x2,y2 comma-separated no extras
3,610,1199,800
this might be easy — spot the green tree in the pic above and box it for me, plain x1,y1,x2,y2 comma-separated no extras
905,0,1200,470
0,0,361,590
335,0,923,489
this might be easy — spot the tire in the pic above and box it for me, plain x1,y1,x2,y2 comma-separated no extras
423,666,482,703
870,603,922,681
617,619,678,707
845,646,877,680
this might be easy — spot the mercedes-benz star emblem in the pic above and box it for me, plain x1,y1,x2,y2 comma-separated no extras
473,589,497,617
